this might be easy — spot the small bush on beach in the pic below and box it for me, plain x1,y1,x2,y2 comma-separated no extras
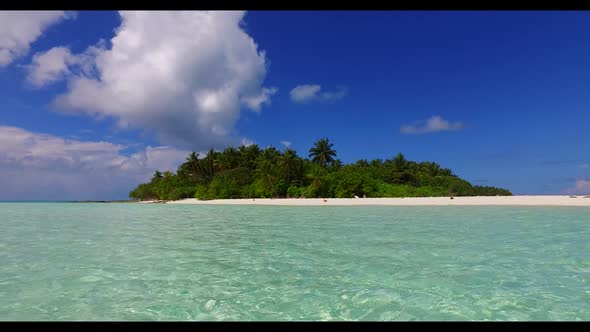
287,185,302,198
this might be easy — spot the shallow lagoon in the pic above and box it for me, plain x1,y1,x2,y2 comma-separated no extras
1,203,589,320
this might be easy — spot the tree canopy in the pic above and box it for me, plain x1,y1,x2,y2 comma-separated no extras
129,138,511,201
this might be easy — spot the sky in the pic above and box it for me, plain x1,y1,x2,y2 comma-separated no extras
1,10,589,200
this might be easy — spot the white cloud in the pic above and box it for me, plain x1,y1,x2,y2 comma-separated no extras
240,138,255,147
289,84,347,103
321,87,348,101
0,125,189,200
575,179,590,192
26,41,106,87
574,179,590,194
565,179,590,195
26,46,75,86
31,11,274,150
280,140,291,148
290,84,321,103
579,163,589,169
0,11,73,67
400,116,464,134
242,87,278,112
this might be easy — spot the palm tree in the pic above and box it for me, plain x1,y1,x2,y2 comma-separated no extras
384,153,412,184
186,152,199,180
370,158,383,168
222,147,239,169
255,160,276,196
278,148,298,184
332,159,343,170
261,146,281,164
309,138,337,167
417,162,454,177
419,161,442,177
440,168,454,177
387,153,409,172
407,161,419,174
307,166,326,191
355,159,369,168
176,162,191,181
214,153,231,174
152,170,163,181
238,144,247,154
206,148,216,178
240,144,261,168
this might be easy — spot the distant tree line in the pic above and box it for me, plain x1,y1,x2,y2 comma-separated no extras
129,138,511,200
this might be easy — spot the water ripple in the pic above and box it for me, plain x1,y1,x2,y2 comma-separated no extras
0,203,589,320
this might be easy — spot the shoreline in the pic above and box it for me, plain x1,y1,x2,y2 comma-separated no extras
150,195,590,206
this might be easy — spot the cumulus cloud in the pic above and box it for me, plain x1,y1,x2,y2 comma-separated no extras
280,140,291,148
400,116,464,134
0,125,189,200
26,41,105,87
0,11,73,67
289,84,347,103
29,11,275,150
26,46,75,86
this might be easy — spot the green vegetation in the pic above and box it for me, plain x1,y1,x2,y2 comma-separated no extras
129,138,511,200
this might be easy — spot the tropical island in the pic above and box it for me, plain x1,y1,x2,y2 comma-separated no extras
129,138,511,201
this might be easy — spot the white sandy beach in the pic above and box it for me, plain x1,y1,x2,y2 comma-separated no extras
160,195,590,206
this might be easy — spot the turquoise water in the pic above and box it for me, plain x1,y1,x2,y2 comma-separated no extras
1,203,589,321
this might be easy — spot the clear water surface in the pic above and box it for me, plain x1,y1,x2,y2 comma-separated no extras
0,203,589,321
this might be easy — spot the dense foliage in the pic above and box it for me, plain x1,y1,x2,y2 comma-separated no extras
129,139,512,200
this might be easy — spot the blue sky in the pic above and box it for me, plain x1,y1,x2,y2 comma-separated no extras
1,11,589,199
